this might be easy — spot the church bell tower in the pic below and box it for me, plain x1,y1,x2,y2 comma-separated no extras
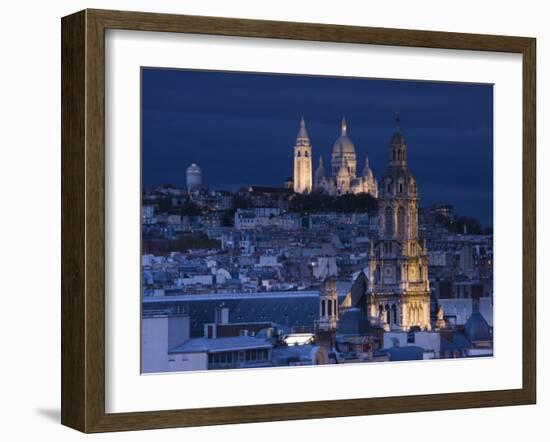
367,114,431,331
293,116,313,194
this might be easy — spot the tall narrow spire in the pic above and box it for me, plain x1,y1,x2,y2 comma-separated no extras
294,116,313,194
315,155,326,189
296,116,309,142
362,156,373,179
341,116,347,136
395,112,401,132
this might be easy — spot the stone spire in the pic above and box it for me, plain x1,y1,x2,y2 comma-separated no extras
296,115,309,142
314,155,326,189
341,115,348,136
389,113,407,168
362,156,372,178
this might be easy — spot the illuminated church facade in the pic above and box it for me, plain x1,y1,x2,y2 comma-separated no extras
292,117,378,197
365,115,431,331
313,115,432,335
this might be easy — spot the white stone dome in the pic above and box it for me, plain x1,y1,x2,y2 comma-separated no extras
332,116,356,159
332,135,356,156
362,158,373,179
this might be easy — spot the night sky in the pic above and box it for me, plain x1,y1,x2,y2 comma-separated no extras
142,68,493,227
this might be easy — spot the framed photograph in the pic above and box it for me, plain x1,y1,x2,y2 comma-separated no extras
61,9,536,433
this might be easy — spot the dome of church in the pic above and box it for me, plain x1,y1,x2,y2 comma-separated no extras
463,312,492,342
362,158,373,179
338,308,370,335
332,116,356,156
332,135,356,156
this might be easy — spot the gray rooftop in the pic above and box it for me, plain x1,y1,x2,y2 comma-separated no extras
169,336,272,354
143,290,349,337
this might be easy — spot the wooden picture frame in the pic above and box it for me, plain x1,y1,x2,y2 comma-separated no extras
61,8,536,433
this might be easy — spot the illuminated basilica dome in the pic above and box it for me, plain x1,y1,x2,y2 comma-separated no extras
293,115,378,198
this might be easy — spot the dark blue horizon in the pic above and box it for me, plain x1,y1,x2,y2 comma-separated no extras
142,68,493,227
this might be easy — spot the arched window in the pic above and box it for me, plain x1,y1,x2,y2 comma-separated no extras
385,206,393,235
304,151,308,157
328,299,333,316
297,151,301,157
397,206,405,237
392,150,396,161
321,299,325,317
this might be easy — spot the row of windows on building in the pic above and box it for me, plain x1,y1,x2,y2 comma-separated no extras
207,348,270,368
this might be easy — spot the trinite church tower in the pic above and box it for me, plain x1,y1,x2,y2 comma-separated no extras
367,114,431,331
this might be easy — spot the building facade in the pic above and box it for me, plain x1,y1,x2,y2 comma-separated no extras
366,116,431,331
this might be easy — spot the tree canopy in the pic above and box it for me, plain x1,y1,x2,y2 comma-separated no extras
288,192,378,215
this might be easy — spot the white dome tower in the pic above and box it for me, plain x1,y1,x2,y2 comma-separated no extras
331,116,357,179
186,163,202,192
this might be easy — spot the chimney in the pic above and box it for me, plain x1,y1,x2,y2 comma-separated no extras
215,303,230,325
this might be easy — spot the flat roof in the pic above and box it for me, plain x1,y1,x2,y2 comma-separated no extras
169,336,273,354
143,290,320,303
